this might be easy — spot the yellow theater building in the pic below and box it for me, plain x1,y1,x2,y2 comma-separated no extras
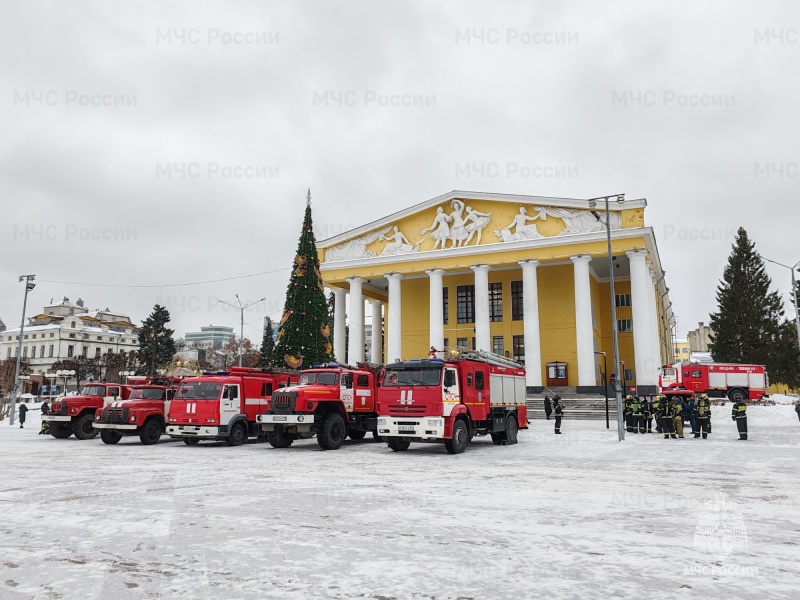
318,191,674,394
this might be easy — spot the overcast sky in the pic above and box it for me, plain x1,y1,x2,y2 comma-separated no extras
1,0,798,342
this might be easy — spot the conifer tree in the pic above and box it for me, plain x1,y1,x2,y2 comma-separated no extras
258,317,276,367
271,190,333,369
138,304,177,376
709,228,783,365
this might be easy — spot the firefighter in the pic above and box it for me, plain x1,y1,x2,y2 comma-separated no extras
544,396,552,420
659,396,676,439
732,398,748,440
631,396,643,434
642,397,653,433
672,397,685,438
553,396,563,434
693,394,711,439
624,395,634,433
652,395,662,433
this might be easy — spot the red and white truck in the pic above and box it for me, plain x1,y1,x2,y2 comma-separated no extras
256,363,381,450
165,367,298,446
93,383,178,445
376,351,528,454
659,362,768,402
43,382,131,440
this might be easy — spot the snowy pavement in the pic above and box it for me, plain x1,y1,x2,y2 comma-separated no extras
1,402,799,600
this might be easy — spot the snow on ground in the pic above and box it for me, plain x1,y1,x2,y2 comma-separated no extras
1,403,799,600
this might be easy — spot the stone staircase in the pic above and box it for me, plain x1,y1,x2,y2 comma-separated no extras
526,388,619,421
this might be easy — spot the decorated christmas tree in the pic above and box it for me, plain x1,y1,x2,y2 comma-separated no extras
271,190,333,369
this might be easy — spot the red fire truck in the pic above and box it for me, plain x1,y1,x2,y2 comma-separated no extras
43,382,131,440
376,351,528,454
659,362,768,402
93,383,178,445
256,363,381,450
165,367,298,446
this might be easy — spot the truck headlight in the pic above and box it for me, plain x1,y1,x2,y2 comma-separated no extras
297,415,304,422
428,419,443,427
95,414,101,421
130,415,136,423
377,418,387,426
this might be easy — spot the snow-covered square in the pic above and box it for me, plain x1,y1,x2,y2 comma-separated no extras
1,401,799,600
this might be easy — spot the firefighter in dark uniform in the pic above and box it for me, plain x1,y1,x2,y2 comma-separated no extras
672,396,685,438
642,397,653,433
624,395,634,433
693,393,711,439
732,398,748,440
659,396,676,439
553,396,563,434
652,396,662,433
631,396,644,434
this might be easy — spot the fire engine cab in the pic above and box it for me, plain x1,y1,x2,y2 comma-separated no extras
94,383,178,445
43,382,130,440
659,362,768,402
165,367,298,446
376,351,528,454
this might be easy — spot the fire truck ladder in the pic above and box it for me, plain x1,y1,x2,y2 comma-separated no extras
450,349,523,369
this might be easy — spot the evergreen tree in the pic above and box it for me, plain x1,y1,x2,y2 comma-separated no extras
770,320,800,389
709,228,784,365
138,304,177,376
258,317,276,367
271,190,333,369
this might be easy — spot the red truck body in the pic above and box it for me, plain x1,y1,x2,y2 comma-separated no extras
93,384,178,445
376,351,528,454
256,363,381,450
43,383,132,440
659,362,768,402
165,367,298,446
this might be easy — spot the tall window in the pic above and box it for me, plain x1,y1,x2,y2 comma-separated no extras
456,337,468,348
511,281,524,320
492,336,504,355
31,346,36,359
443,338,449,348
442,287,449,325
95,348,101,359
615,294,632,307
40,345,45,357
617,319,633,332
457,285,475,323
512,335,525,364
82,346,88,358
67,345,74,358
48,345,54,357
489,282,503,322
23,347,28,358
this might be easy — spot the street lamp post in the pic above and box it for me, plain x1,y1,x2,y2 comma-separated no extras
56,369,75,395
589,195,626,441
44,372,57,400
219,295,266,367
760,256,800,359
595,351,609,428
10,275,35,426
120,370,135,384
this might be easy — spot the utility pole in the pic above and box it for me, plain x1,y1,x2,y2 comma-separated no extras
10,275,35,426
219,295,266,367
761,256,800,361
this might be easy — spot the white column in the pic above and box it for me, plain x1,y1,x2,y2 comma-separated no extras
627,250,657,387
426,269,445,353
571,254,595,387
332,288,346,363
346,277,364,364
369,299,382,363
471,264,491,352
386,273,403,362
649,269,663,369
519,260,542,387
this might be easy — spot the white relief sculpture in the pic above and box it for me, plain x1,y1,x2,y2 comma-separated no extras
326,225,393,261
420,207,452,250
447,199,469,248
464,206,492,245
534,205,621,235
494,207,545,242
380,226,421,256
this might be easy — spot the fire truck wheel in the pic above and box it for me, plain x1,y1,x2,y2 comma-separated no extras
347,429,367,440
490,433,503,445
50,422,73,439
100,430,122,445
73,414,99,440
183,438,200,445
728,388,747,403
505,415,518,445
317,412,346,450
267,426,294,448
372,431,383,443
445,418,469,455
386,437,410,452
139,419,162,445
226,422,247,447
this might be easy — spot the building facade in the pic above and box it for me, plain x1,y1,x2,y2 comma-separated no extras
687,321,713,352
318,191,674,393
184,325,236,349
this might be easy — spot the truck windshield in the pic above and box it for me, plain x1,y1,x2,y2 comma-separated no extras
176,382,222,400
383,368,441,386
80,386,108,396
130,388,165,400
299,372,339,386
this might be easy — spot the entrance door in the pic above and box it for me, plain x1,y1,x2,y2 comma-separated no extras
220,384,240,426
546,362,568,387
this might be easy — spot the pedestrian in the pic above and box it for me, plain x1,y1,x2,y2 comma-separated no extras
693,394,711,439
18,402,28,429
672,397,685,439
658,396,675,439
553,395,563,434
795,401,800,423
624,395,634,433
40,400,51,435
544,396,552,420
732,398,748,440
652,395,663,433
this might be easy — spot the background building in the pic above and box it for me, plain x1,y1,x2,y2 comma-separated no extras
687,321,713,352
674,340,691,362
184,325,235,349
318,190,675,394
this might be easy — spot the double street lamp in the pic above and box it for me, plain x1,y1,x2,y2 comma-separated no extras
588,194,626,442
219,295,266,367
55,370,76,395
760,256,800,358
120,370,136,384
